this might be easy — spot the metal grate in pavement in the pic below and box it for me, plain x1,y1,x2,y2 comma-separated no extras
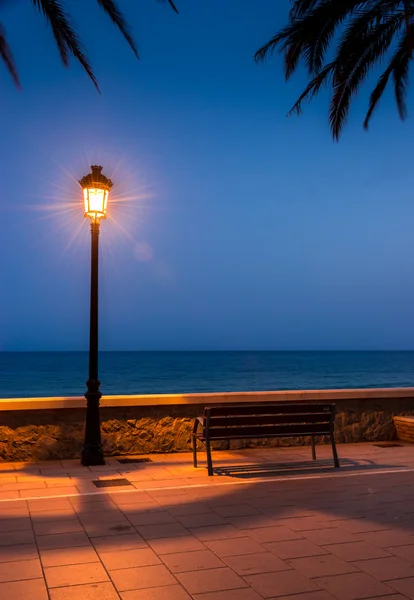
117,458,152,464
92,478,133,488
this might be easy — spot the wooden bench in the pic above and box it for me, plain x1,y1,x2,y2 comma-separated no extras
192,402,340,476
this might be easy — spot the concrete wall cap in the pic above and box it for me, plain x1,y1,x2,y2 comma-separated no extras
0,387,413,411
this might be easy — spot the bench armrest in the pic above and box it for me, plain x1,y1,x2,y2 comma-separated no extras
193,416,205,436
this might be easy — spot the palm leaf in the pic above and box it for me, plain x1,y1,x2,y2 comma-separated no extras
256,0,414,137
329,13,405,138
33,0,99,91
0,22,20,87
364,23,414,127
96,0,138,58
288,61,335,115
161,0,179,13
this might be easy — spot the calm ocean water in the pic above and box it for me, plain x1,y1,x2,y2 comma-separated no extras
1,351,414,398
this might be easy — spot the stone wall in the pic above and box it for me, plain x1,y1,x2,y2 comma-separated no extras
0,389,414,461
393,416,414,443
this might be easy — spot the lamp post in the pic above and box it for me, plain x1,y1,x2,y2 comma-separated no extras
79,166,113,467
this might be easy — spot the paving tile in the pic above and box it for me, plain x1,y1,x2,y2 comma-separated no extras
0,517,32,532
29,499,74,512
176,514,227,528
111,564,177,592
212,504,261,518
389,578,414,599
33,520,84,535
304,527,358,545
225,515,276,529
389,544,414,562
223,551,291,575
248,525,303,543
270,516,331,531
0,506,29,518
336,519,391,534
175,567,248,594
264,538,330,560
249,593,335,600
40,546,100,567
44,562,109,588
161,549,225,573
84,521,135,537
148,535,206,555
357,530,414,548
204,537,265,557
245,569,318,598
100,548,161,570
92,533,147,553
127,511,177,526
137,523,189,540
353,556,414,581
0,529,35,546
288,554,359,578
190,589,264,600
0,558,42,583
120,584,191,599
189,524,246,541
112,493,155,507
324,541,391,561
49,582,120,600
71,501,118,514
0,481,47,491
36,532,91,550
314,572,395,600
20,486,78,498
78,510,127,524
0,578,48,600
166,503,212,517
0,543,39,563
31,511,77,523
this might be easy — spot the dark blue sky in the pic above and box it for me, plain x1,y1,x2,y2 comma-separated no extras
1,0,413,351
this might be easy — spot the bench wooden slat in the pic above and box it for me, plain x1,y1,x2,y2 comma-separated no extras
206,403,334,417
202,423,332,439
208,413,331,427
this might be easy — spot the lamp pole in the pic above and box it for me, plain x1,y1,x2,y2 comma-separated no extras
79,166,113,467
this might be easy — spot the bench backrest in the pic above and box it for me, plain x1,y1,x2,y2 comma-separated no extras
203,403,335,440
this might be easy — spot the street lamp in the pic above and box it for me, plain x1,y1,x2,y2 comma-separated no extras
79,165,113,466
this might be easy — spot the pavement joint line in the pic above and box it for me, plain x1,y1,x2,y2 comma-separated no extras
0,466,413,504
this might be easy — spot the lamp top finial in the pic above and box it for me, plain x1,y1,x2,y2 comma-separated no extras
79,165,113,190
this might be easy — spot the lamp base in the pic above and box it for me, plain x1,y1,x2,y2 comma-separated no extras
81,445,105,467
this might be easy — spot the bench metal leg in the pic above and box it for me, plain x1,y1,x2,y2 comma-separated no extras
311,436,316,460
206,439,213,476
331,434,340,468
192,435,198,468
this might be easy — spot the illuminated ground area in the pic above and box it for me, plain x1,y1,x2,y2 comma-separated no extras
0,443,414,599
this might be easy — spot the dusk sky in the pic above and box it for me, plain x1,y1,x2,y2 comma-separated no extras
1,0,414,351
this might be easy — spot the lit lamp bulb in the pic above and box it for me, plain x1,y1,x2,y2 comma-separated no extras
79,166,113,222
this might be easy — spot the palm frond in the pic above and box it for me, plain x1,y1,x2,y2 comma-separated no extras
96,0,138,58
0,22,20,87
289,0,320,19
161,0,179,13
329,12,405,138
257,0,414,137
256,0,368,78
288,61,335,115
32,0,99,91
364,23,414,127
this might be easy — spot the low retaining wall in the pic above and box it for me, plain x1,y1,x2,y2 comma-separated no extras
0,388,413,461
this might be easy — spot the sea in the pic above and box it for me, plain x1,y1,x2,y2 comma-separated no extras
1,351,414,399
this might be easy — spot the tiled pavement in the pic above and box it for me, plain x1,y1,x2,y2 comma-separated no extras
1,443,414,599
